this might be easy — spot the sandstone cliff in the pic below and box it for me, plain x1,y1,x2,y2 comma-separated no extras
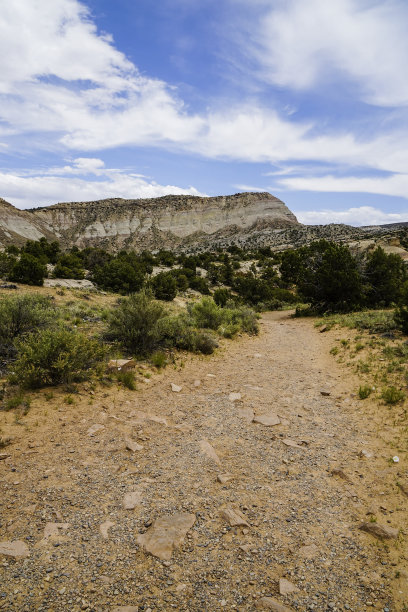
1,192,299,251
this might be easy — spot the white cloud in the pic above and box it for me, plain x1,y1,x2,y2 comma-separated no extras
296,206,408,226
0,161,204,209
279,172,408,199
247,0,408,106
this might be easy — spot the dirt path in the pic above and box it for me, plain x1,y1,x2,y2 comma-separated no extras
1,312,407,611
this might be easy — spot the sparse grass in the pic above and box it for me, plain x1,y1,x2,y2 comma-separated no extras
358,385,372,400
2,393,31,412
150,351,167,369
116,370,136,390
64,395,75,405
381,386,405,405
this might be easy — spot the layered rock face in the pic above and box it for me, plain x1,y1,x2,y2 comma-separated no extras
0,192,299,251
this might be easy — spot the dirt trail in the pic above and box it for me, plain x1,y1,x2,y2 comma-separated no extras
1,312,407,611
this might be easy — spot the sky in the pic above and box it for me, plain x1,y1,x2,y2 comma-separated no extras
0,0,408,225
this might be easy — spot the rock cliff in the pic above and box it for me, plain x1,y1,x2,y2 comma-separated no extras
0,192,299,251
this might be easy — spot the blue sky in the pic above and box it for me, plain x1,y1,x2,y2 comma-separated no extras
1,0,408,225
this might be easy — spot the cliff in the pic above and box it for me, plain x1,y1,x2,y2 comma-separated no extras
0,192,299,251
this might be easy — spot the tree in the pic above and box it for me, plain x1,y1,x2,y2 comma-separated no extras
9,253,47,286
364,246,406,307
152,271,177,301
92,259,145,294
297,240,363,312
53,253,85,279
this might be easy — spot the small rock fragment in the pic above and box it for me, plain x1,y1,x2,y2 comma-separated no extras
320,390,331,396
100,521,115,539
171,383,182,393
279,578,299,595
108,358,136,372
125,438,143,452
0,540,30,558
123,490,144,510
43,523,69,539
199,439,221,465
255,597,293,611
319,325,328,333
253,413,281,427
112,607,139,612
331,468,352,483
282,439,303,449
87,424,105,436
217,473,234,484
0,453,10,461
359,449,374,459
229,392,242,402
359,522,399,540
238,407,254,422
194,379,201,387
298,544,319,559
220,506,249,527
136,513,195,560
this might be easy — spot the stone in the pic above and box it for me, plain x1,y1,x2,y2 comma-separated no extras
0,453,10,461
217,473,234,484
319,325,328,333
0,540,30,558
194,379,201,387
253,413,281,427
100,521,115,539
359,522,399,540
171,383,182,393
298,544,319,559
279,578,299,595
282,439,303,449
112,608,139,612
320,390,331,396
199,439,221,465
123,490,144,510
136,513,196,560
43,523,69,539
125,438,143,452
331,468,352,482
238,407,254,422
87,424,105,436
359,449,374,459
229,392,242,402
255,597,293,611
397,481,408,497
220,506,249,527
107,359,136,372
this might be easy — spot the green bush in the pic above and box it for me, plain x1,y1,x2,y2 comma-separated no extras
116,370,136,390
150,351,168,368
10,329,105,389
93,259,145,294
108,290,166,355
0,294,56,359
9,253,47,286
213,288,233,307
394,306,408,334
53,254,85,279
358,385,372,399
381,386,405,405
152,271,177,301
188,297,225,330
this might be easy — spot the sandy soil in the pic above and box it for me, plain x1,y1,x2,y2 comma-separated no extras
0,311,407,611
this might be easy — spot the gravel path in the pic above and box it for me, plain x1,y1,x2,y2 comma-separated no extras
0,311,406,611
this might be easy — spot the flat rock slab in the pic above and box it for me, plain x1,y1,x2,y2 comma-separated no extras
0,540,30,558
125,438,143,452
171,383,182,393
217,473,234,484
220,506,249,527
87,424,105,436
282,438,304,449
253,413,281,427
279,578,299,595
137,513,196,560
229,392,242,402
298,544,319,559
108,359,136,372
199,439,221,464
112,607,140,612
255,597,293,611
359,522,399,540
238,407,255,422
123,489,144,510
100,521,115,539
43,522,70,539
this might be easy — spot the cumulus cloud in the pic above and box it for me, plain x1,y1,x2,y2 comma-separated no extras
0,161,204,209
296,206,408,227
246,0,408,106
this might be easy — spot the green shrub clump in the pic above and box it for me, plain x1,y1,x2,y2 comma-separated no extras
358,385,372,399
10,329,105,389
9,253,47,286
381,386,405,405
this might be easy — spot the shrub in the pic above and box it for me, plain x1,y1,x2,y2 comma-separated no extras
10,328,105,389
0,294,56,359
9,253,47,286
188,276,211,294
53,254,85,279
150,351,167,368
188,297,225,330
213,288,233,307
107,290,166,356
381,386,405,405
152,271,177,301
358,385,372,399
93,259,145,294
394,306,408,334
364,246,406,307
116,370,136,390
